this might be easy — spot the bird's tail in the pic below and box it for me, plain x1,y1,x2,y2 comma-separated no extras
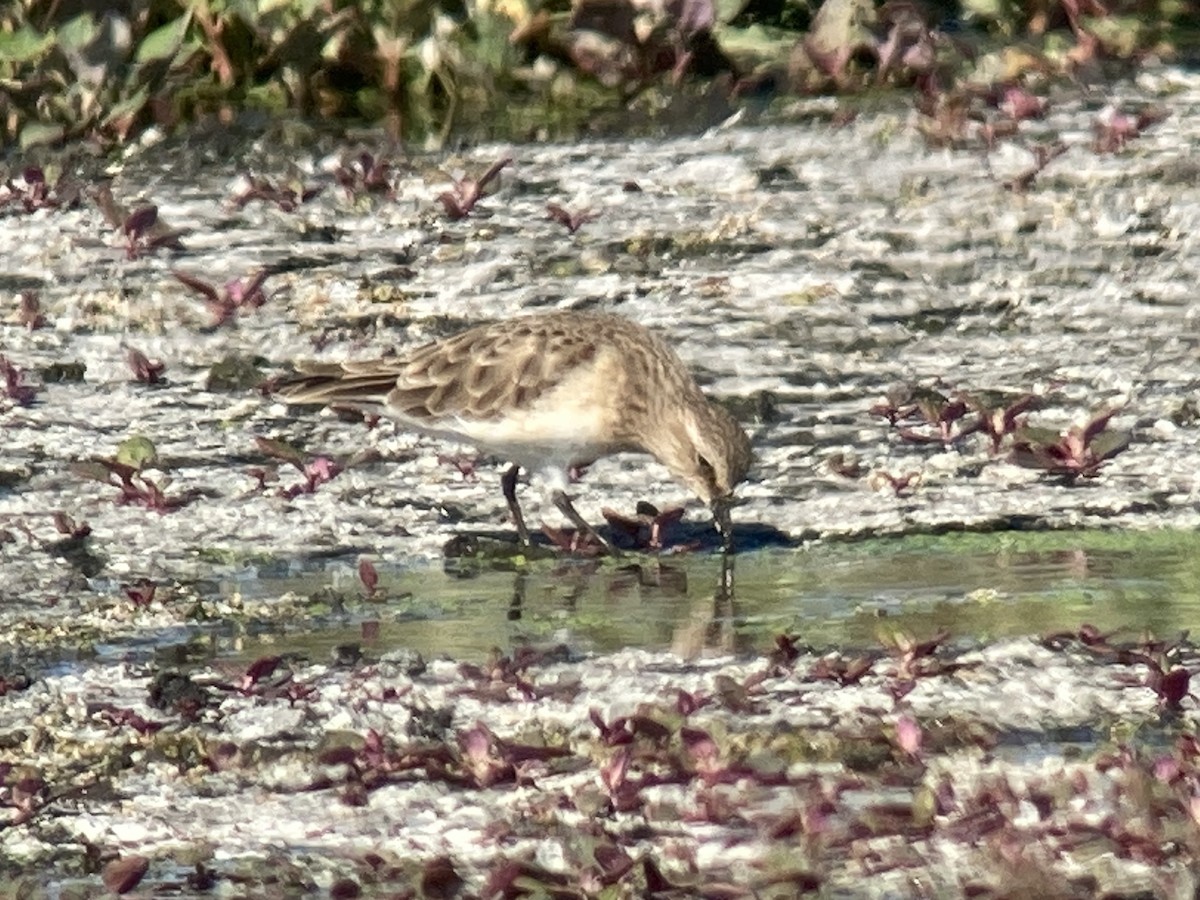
272,362,399,409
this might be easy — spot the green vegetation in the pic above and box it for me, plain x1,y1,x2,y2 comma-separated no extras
0,0,1192,147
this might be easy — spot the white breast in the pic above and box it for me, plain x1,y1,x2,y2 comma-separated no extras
402,370,621,492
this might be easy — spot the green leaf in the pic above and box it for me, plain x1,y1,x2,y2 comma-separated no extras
912,784,937,827
0,25,53,64
227,0,265,27
19,122,66,150
100,86,151,141
1082,16,1146,57
57,13,98,52
1090,429,1132,462
101,85,149,128
254,436,308,471
135,11,193,63
115,435,159,470
1012,426,1061,448
719,24,803,58
959,0,1018,27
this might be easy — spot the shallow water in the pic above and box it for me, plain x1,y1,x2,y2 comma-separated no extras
218,528,1200,663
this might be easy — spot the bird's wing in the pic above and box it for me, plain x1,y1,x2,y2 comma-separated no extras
387,317,599,420
275,315,601,422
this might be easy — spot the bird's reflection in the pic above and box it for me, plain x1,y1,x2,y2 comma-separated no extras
670,552,739,659
506,552,744,658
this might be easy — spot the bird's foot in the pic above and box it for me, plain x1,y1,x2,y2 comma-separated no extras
549,489,620,556
540,523,609,557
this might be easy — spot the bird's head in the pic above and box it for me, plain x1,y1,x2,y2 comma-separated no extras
656,398,752,550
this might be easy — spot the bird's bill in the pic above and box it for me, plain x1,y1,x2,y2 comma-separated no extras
710,497,735,552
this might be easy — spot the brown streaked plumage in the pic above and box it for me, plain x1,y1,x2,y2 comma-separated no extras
273,311,753,551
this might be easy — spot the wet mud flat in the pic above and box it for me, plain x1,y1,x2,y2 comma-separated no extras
2,631,1197,897
0,65,1199,895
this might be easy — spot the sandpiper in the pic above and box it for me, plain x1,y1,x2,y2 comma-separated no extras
273,310,752,551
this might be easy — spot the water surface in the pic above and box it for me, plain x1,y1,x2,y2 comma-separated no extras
222,529,1200,662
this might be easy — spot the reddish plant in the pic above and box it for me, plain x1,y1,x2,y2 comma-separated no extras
809,653,874,686
101,855,150,894
601,502,686,551
96,705,164,736
994,84,1048,121
126,347,166,384
332,151,399,199
437,454,479,481
121,578,158,607
0,356,38,407
871,385,972,443
17,292,45,329
541,523,607,557
1,166,80,213
230,174,322,211
1002,141,1068,193
964,391,1039,452
1093,105,1168,153
877,628,969,682
174,269,270,327
121,205,185,259
52,511,91,539
871,470,921,496
1010,408,1131,479
254,436,344,499
358,558,380,599
546,202,600,234
438,156,512,220
71,458,198,513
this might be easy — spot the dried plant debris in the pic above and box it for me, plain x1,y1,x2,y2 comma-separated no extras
206,354,266,392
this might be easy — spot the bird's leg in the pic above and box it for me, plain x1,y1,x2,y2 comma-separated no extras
500,464,532,547
551,489,619,556
710,498,736,552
